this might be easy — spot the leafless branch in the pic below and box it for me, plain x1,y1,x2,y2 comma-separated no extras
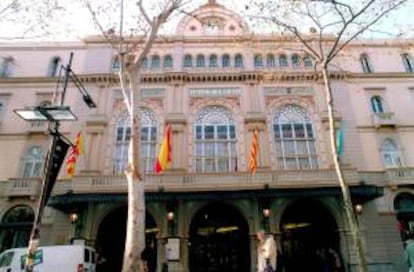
328,0,408,62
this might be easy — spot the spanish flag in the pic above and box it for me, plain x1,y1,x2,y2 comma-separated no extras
66,132,83,178
249,128,258,174
154,124,172,174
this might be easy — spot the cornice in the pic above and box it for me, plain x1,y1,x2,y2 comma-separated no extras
0,70,355,85
349,72,414,79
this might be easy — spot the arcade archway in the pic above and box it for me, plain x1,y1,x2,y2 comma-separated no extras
280,199,343,272
0,205,34,252
95,206,157,272
188,202,250,272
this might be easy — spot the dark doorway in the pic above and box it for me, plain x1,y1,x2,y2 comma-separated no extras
280,199,343,272
189,202,250,272
95,206,157,272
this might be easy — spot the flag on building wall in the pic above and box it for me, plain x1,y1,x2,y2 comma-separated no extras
249,128,259,174
66,132,84,178
154,124,172,174
336,128,343,156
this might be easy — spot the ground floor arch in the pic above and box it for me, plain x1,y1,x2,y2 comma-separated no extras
280,199,343,272
95,206,157,272
188,202,250,272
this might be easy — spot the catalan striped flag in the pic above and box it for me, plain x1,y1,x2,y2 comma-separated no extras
66,132,83,178
154,124,172,174
249,128,259,174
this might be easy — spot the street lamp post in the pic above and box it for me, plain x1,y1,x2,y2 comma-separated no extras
14,53,96,272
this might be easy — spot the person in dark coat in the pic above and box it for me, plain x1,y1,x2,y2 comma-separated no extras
141,241,157,272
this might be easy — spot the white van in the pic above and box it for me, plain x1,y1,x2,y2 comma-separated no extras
0,245,96,272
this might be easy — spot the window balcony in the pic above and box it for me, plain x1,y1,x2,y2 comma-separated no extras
371,112,397,128
4,178,41,198
386,168,414,186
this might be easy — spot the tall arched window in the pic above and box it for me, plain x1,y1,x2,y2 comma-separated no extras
183,55,193,68
254,54,263,68
22,146,44,177
371,95,384,113
222,54,230,67
0,205,34,251
382,139,402,168
114,109,157,174
360,53,373,73
0,57,13,77
266,54,276,67
194,106,237,173
402,53,413,73
48,56,61,77
196,54,205,67
273,105,317,170
234,54,243,67
303,56,313,69
163,55,173,68
209,54,218,67
279,54,288,67
140,57,148,68
291,54,300,67
111,56,120,71
151,55,160,68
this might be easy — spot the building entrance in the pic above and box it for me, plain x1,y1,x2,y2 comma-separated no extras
188,202,250,272
95,206,157,272
280,199,343,272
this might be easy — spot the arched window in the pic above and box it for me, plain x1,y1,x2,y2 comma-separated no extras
111,56,120,71
22,146,44,177
196,54,205,67
360,53,373,73
304,56,313,68
113,109,157,174
163,55,173,68
151,55,160,68
0,205,34,251
273,105,317,170
0,57,13,77
254,54,263,68
140,57,148,68
371,96,384,113
279,54,288,67
266,54,276,67
382,139,402,168
234,54,243,67
209,54,218,67
402,54,413,73
291,54,300,67
183,55,193,68
48,57,61,77
222,54,230,67
194,106,237,173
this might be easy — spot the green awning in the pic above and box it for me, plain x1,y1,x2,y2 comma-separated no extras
48,185,383,213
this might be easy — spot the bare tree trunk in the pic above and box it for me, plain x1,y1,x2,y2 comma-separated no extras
123,173,145,272
122,69,146,272
321,64,367,272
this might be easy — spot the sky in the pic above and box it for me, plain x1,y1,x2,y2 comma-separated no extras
0,0,412,42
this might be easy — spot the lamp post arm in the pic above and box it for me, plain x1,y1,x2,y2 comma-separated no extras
60,52,74,106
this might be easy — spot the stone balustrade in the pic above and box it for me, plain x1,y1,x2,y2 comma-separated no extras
2,168,412,197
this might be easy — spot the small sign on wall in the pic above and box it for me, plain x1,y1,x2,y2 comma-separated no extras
165,237,180,261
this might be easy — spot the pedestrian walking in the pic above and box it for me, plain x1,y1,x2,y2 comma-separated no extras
257,230,277,272
405,233,414,272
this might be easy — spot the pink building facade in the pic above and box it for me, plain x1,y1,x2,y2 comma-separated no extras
0,1,413,271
